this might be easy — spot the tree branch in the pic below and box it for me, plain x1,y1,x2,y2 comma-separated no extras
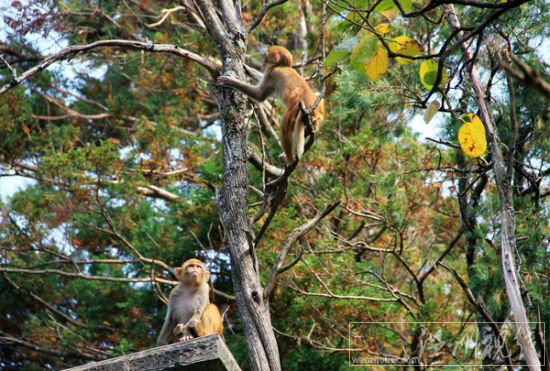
0,266,174,284
438,262,513,369
0,40,219,96
194,0,229,46
2,273,112,332
264,201,340,299
248,0,288,33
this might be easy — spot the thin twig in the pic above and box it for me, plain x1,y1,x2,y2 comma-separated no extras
264,201,340,299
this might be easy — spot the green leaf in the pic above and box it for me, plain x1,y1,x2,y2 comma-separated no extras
424,100,440,123
374,0,412,12
419,59,448,90
325,50,350,66
374,0,397,12
326,37,360,67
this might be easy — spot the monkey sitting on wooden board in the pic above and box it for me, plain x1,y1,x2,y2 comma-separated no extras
218,45,324,164
156,259,223,346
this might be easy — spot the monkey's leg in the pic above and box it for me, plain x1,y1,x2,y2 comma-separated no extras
194,304,223,336
280,109,298,164
294,121,305,161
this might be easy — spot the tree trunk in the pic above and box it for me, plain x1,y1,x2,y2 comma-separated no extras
447,6,541,370
215,48,282,371
217,73,281,368
193,1,282,368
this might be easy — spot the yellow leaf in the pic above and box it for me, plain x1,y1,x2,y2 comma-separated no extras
458,114,487,158
388,36,424,64
419,59,449,90
375,23,391,35
364,46,388,81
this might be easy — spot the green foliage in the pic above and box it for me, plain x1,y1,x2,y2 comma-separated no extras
0,0,547,369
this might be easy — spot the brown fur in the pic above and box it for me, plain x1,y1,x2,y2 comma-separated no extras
156,259,223,346
218,45,324,164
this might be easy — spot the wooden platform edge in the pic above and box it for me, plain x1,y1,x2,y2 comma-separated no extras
63,334,241,371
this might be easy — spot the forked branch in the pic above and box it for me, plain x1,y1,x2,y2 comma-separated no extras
264,201,340,299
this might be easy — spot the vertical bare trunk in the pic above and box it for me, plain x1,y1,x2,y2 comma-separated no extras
193,1,281,369
217,93,281,369
446,6,541,369
217,51,281,367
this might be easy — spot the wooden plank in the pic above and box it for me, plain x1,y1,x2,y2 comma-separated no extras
63,335,241,371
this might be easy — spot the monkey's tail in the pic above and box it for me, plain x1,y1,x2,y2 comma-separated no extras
294,109,305,161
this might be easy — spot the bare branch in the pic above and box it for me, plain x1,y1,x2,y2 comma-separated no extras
136,185,180,201
0,266,174,284
0,40,219,96
249,0,288,33
146,6,186,27
0,330,100,360
418,229,464,285
447,5,541,368
2,273,112,331
218,0,243,36
277,247,304,275
500,52,550,99
0,53,17,77
2,160,182,202
287,281,397,302
194,1,229,46
252,102,320,245
248,149,284,178
264,201,340,299
438,262,513,369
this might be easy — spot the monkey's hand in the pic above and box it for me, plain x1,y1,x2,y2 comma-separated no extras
179,334,194,342
278,153,293,165
173,323,194,342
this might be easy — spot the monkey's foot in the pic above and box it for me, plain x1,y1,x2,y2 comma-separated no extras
278,153,293,165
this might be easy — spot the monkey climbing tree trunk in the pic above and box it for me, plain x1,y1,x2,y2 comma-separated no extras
447,6,541,370
195,1,282,370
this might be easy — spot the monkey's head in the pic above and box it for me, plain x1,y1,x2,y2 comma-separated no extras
264,46,293,69
176,258,210,288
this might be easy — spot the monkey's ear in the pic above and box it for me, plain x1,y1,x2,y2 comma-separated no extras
175,267,183,280
204,270,211,282
280,50,292,66
272,52,280,64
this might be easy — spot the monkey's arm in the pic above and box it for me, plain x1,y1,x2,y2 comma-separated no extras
187,294,208,327
218,75,274,101
156,309,176,346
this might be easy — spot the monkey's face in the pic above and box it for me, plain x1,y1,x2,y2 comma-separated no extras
265,46,292,68
177,259,210,287
186,263,202,279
